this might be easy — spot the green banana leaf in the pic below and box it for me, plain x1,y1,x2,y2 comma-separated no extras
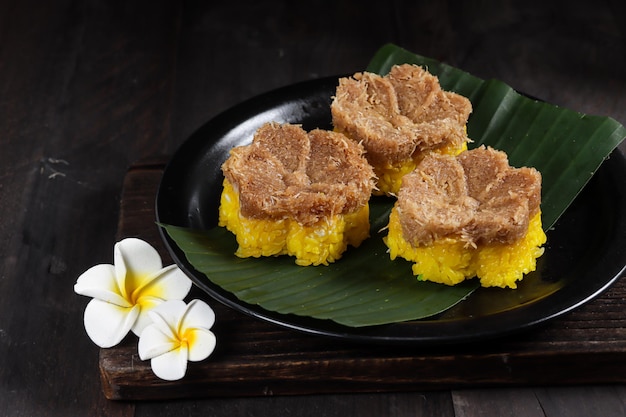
160,44,625,328
160,197,477,327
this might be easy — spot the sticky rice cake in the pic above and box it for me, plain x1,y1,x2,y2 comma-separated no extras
384,146,546,288
219,122,376,266
331,63,472,195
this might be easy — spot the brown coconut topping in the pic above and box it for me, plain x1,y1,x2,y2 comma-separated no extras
397,146,541,247
331,64,472,167
221,122,376,226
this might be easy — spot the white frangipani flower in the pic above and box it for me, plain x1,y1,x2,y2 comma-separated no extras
138,299,216,381
74,238,192,348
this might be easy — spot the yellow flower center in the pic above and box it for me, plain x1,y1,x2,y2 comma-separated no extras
124,272,166,306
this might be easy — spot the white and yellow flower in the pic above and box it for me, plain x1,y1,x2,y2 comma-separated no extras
74,238,192,348
138,299,216,381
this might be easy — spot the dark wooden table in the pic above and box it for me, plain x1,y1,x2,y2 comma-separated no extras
1,1,625,416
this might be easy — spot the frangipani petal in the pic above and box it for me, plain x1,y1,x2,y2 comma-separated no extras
130,295,168,337
186,328,217,362
83,299,139,348
74,264,130,307
114,238,163,297
115,238,164,275
138,325,178,360
150,345,189,381
180,299,216,331
133,265,191,304
146,300,188,339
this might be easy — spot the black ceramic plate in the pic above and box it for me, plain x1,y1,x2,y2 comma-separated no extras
156,76,626,345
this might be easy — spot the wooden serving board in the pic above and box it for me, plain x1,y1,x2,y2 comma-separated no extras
100,163,626,401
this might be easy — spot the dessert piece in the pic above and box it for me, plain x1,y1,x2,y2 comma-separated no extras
384,146,546,288
331,63,472,195
219,122,376,266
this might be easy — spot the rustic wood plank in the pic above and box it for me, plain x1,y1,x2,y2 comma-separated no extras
101,165,626,400
0,0,180,414
133,391,457,417
533,385,626,417
453,385,626,417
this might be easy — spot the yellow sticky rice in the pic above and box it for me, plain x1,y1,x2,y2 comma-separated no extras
374,142,468,196
218,179,370,266
384,208,547,288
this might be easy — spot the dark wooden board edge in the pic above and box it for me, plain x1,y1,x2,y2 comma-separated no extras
100,164,626,401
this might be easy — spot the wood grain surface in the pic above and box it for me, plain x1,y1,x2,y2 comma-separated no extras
1,0,625,416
